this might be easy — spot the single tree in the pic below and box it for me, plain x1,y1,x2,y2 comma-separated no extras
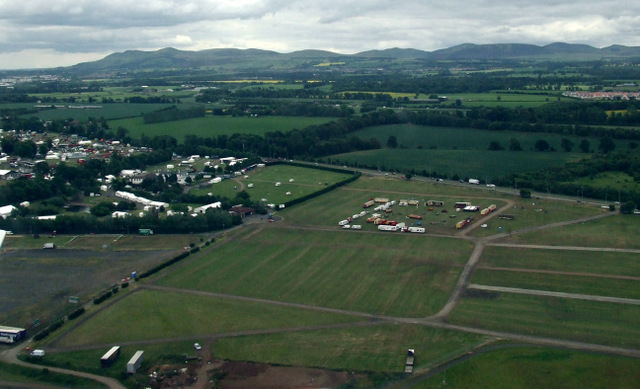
579,139,591,153
534,139,551,152
509,138,523,151
598,137,615,153
386,135,398,149
560,138,574,152
488,140,504,151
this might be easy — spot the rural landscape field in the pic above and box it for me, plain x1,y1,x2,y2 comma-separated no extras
2,41,640,389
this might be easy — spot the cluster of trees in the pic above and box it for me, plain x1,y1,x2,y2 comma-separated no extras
500,149,640,206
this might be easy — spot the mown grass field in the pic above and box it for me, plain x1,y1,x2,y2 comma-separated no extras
158,226,471,317
471,269,640,299
497,214,640,249
450,293,640,349
211,324,488,373
330,149,584,180
49,289,360,347
109,115,332,141
3,234,199,251
191,164,353,204
413,346,640,389
480,246,640,276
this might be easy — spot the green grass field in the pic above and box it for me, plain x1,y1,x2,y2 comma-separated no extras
0,360,106,389
190,164,353,204
471,269,640,299
330,149,584,179
49,289,360,347
480,246,640,276
572,171,640,195
211,324,487,373
450,293,640,349
158,226,471,317
352,124,616,152
498,214,640,249
109,115,332,141
413,346,640,389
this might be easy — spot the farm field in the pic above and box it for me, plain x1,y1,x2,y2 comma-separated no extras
9,103,183,121
351,124,620,152
449,293,640,349
48,289,361,348
571,171,640,194
444,92,573,107
3,234,199,251
329,149,584,179
412,346,640,389
109,115,333,141
471,268,640,299
210,324,487,373
190,164,354,204
158,226,472,317
497,213,640,249
0,236,189,325
479,246,640,276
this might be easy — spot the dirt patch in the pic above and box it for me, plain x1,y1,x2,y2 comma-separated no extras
209,361,362,389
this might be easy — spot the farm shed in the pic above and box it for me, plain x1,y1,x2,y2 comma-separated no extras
229,206,255,218
0,325,27,344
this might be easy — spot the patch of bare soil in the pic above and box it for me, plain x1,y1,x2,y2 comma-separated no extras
209,361,362,389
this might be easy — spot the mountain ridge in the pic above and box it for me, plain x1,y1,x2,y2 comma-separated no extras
60,43,640,75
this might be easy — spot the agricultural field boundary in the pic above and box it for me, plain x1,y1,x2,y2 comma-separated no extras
488,243,640,253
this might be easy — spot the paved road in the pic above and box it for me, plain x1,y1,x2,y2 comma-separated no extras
489,242,640,253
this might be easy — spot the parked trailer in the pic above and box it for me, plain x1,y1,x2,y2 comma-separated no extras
378,225,398,232
100,346,121,367
126,350,144,374
427,200,444,207
455,202,472,209
408,214,423,220
480,204,497,216
374,197,389,203
469,178,480,185
363,200,375,208
408,227,425,233
338,220,349,226
351,225,362,230
456,220,468,229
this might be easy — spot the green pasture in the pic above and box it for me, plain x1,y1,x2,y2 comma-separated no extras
50,289,359,348
572,171,640,195
352,124,613,152
211,324,487,373
414,346,640,389
498,214,640,249
450,293,640,349
10,103,184,121
330,149,583,180
445,92,571,107
0,360,106,389
467,197,605,237
109,115,333,141
480,246,640,276
191,164,353,204
158,226,472,317
471,269,640,299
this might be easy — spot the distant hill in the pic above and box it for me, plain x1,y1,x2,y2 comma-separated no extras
63,43,640,75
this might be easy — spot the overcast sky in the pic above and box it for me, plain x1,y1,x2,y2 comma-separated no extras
2,0,640,70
